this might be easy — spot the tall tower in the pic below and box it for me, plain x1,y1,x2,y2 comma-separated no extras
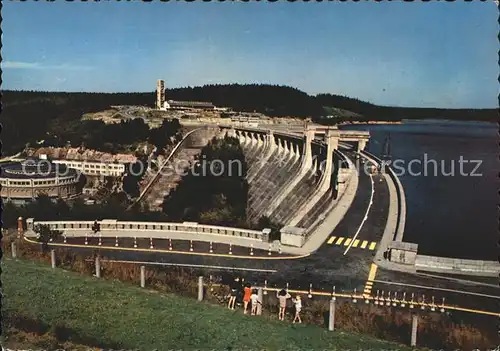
156,79,165,109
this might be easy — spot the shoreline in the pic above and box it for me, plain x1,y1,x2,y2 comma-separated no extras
338,121,402,125
338,119,497,126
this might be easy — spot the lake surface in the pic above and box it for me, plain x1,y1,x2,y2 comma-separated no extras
341,120,497,261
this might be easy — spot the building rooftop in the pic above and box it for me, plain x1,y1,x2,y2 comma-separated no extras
389,241,419,252
0,160,77,179
26,147,137,164
167,100,215,109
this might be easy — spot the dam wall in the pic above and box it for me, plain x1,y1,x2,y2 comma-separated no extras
415,255,500,277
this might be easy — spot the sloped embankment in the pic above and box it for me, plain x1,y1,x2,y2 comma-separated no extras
2,258,415,351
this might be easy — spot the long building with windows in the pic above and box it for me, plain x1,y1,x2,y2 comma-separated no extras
25,147,138,178
156,78,216,111
163,100,215,111
51,159,127,177
0,160,81,205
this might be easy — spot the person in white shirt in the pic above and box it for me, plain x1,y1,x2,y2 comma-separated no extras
277,289,291,321
250,290,261,315
293,295,302,324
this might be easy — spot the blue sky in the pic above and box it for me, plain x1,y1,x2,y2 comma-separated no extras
2,1,498,108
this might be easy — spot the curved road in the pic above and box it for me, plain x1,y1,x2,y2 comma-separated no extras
41,151,387,291
34,149,499,317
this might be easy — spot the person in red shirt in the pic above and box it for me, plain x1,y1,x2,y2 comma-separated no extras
243,283,252,314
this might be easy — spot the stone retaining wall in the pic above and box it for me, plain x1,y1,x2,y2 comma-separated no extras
25,219,269,242
415,255,500,277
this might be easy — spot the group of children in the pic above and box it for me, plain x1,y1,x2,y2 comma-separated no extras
227,279,261,315
277,288,302,323
227,278,302,323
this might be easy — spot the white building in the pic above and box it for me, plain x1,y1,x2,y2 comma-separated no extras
29,147,138,178
163,100,215,111
51,159,127,177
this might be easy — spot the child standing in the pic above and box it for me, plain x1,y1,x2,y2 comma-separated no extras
277,289,291,321
228,277,240,310
250,290,261,315
292,295,302,324
243,283,252,314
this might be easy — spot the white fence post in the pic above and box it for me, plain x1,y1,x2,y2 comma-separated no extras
11,242,17,259
257,288,263,315
198,276,204,301
328,297,336,331
51,249,56,269
140,266,146,288
411,314,418,347
95,256,101,278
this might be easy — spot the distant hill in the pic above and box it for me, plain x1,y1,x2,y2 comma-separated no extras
167,83,324,118
1,87,496,155
315,93,497,123
0,91,154,155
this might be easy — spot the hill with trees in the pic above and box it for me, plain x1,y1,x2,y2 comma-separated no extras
1,91,154,155
1,87,495,155
167,83,324,118
168,85,496,122
315,93,497,123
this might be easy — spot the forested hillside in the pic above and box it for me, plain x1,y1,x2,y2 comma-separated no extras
167,84,324,118
316,93,497,123
1,87,495,155
1,91,154,155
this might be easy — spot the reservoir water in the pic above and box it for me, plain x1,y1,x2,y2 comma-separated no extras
341,120,497,261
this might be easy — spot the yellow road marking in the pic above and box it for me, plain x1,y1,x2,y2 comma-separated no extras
327,236,336,245
367,264,378,281
336,237,344,245
352,239,360,247
362,264,378,297
369,242,377,250
344,238,352,246
360,240,368,249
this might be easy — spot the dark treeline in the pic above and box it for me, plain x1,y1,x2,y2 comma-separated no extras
44,118,181,154
2,88,496,154
168,85,497,122
315,93,497,122
315,94,378,116
3,137,253,229
167,84,324,118
2,135,278,232
169,86,496,122
47,119,149,153
1,91,154,155
2,194,169,229
162,136,250,228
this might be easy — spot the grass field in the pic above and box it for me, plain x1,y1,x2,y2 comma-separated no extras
2,258,415,350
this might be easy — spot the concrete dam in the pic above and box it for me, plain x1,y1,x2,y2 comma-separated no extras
23,122,499,280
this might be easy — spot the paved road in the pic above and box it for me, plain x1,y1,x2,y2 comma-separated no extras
371,266,500,324
31,148,499,317
40,151,387,294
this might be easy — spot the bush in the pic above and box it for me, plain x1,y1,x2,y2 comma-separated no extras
34,225,63,252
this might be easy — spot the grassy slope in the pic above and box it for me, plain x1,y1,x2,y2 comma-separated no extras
2,258,414,350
